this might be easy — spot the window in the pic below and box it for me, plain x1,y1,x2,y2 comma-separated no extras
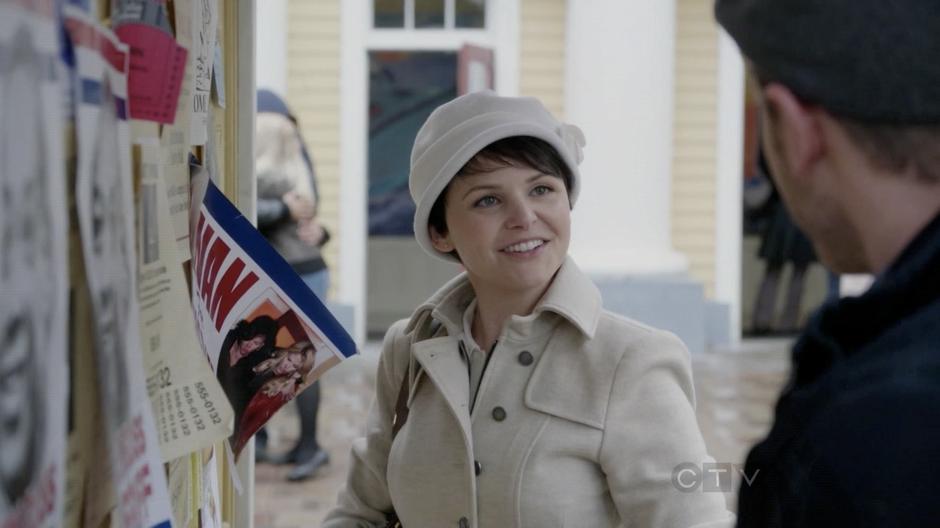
367,51,458,235
373,0,486,29
374,0,405,28
455,0,485,28
415,0,445,28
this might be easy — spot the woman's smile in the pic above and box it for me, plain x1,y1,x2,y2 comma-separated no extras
500,238,549,259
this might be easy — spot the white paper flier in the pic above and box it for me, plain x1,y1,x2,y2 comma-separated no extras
199,450,222,528
138,144,234,462
0,2,69,527
64,7,173,528
188,0,217,146
189,170,356,459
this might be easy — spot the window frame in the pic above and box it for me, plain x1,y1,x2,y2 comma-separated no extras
372,0,486,31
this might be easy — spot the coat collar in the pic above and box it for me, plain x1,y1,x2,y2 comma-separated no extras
405,256,602,340
792,211,940,386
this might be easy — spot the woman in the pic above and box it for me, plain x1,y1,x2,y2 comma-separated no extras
254,90,331,480
255,89,330,295
233,342,318,454
216,316,278,428
325,92,732,527
750,150,817,335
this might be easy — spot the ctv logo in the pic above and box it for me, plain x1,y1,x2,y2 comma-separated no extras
671,462,760,492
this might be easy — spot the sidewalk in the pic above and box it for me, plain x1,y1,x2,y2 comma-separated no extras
254,339,791,527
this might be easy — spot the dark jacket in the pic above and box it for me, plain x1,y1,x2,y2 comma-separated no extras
737,213,940,527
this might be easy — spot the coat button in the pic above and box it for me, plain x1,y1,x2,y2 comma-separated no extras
474,460,483,475
518,350,534,366
492,406,507,422
458,516,469,528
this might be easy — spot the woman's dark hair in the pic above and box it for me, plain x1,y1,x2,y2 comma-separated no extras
427,136,572,256
233,315,278,351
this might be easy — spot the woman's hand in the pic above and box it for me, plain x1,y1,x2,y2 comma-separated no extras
282,191,316,220
262,376,297,398
297,218,326,246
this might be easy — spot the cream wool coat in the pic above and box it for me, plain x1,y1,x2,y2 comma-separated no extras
324,258,733,528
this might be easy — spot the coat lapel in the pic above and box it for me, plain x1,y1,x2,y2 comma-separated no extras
411,336,473,443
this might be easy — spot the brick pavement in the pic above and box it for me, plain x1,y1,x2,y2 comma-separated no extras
253,354,376,528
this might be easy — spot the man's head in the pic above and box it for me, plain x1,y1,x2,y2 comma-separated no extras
717,1,940,273
233,316,278,355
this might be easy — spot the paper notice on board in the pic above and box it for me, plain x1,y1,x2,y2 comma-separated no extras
160,102,193,259
199,449,223,528
211,38,224,108
167,456,193,528
188,0,217,145
138,144,234,462
0,3,70,527
64,7,174,528
160,0,194,260
189,170,356,460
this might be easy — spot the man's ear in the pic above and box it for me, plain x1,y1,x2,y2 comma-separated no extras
762,83,826,175
429,225,453,253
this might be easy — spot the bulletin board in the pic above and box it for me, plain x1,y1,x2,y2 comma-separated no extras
0,1,257,527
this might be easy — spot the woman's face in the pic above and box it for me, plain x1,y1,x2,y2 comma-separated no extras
274,351,304,376
431,163,571,299
239,334,266,355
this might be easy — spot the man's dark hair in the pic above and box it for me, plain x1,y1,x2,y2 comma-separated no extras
836,119,940,184
427,136,571,260
233,315,278,351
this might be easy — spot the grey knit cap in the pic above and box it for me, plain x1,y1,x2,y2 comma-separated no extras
409,91,585,262
715,0,940,124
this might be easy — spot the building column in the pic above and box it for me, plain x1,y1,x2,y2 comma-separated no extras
564,0,686,276
254,0,288,94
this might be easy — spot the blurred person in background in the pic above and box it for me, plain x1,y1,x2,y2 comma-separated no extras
254,89,330,482
749,149,817,335
717,1,940,526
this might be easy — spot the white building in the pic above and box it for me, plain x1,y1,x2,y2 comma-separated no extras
256,0,751,352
